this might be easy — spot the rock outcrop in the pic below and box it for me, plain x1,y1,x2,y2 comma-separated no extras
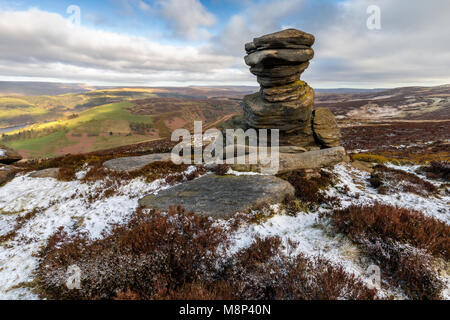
230,146,347,174
139,174,295,219
0,145,22,164
29,168,60,179
103,153,172,172
240,28,341,150
0,165,17,186
312,108,342,147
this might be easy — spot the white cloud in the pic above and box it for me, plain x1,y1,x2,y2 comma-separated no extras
305,0,450,86
0,1,449,87
212,0,306,55
159,0,217,41
211,0,450,87
0,8,242,86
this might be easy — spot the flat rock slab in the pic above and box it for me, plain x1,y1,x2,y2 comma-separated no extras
103,153,172,172
139,174,295,219
29,168,60,179
230,146,348,174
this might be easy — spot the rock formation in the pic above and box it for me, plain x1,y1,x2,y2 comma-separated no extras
139,174,295,219
0,144,22,164
240,28,341,150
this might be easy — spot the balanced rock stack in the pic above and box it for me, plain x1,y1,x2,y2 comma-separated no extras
243,29,340,149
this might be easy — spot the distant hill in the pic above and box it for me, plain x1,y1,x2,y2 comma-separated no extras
1,82,448,159
315,88,389,94
0,81,101,96
315,85,450,121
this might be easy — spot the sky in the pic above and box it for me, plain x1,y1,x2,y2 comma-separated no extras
0,0,449,88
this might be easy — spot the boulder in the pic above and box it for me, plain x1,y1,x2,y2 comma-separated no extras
139,174,295,219
245,41,257,53
29,168,60,179
244,48,314,67
252,28,315,49
312,108,341,147
0,145,22,164
103,153,172,172
223,144,307,158
229,147,348,174
0,165,17,186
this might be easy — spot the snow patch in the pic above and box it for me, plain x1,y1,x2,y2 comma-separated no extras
0,166,197,299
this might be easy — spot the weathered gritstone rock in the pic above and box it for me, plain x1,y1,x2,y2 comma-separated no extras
312,108,342,148
238,28,342,152
279,125,318,149
252,29,315,49
261,80,308,102
229,147,347,174
103,153,172,172
243,87,314,131
244,48,314,69
0,145,22,164
0,165,17,186
139,174,295,219
29,168,60,179
251,62,309,79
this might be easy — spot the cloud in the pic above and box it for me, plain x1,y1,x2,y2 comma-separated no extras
212,0,306,56
0,8,242,86
211,0,450,87
159,0,217,41
0,1,449,87
304,0,450,86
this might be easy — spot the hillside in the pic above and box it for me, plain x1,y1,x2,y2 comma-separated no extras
1,84,448,160
0,83,449,301
315,85,450,121
0,88,244,158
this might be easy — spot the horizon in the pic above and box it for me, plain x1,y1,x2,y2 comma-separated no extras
0,0,449,88
1,79,449,91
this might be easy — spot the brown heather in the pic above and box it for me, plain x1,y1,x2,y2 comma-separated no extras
282,169,336,208
37,209,377,300
418,161,450,181
368,165,438,196
330,203,449,259
329,204,448,299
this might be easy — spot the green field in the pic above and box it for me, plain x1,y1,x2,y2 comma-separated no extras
1,98,157,158
0,89,158,129
0,87,242,159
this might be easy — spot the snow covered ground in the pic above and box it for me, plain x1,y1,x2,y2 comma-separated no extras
0,163,448,299
224,163,449,299
0,166,197,299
